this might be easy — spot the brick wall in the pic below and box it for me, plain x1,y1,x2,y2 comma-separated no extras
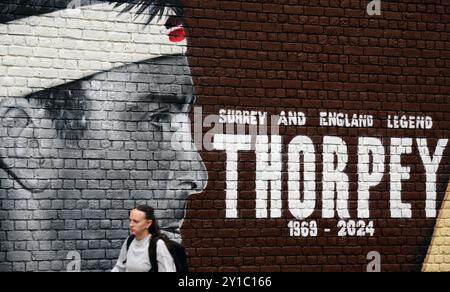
0,0,449,272
185,0,450,272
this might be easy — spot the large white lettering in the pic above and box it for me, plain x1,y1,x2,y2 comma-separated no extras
212,134,448,219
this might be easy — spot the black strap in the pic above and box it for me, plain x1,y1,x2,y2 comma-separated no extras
151,236,189,273
122,235,136,265
149,236,159,272
126,235,135,250
123,234,182,272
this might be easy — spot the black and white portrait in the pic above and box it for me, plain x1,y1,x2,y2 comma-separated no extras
0,0,208,271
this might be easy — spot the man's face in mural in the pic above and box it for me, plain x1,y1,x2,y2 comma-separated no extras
0,55,207,235
0,1,208,270
0,55,208,270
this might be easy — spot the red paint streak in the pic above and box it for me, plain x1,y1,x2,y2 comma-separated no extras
169,28,186,43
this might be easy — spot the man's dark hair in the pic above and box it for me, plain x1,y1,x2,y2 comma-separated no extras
0,0,183,24
114,0,183,23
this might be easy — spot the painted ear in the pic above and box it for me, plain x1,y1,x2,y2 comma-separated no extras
0,98,56,192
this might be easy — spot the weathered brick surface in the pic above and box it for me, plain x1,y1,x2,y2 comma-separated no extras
185,0,450,272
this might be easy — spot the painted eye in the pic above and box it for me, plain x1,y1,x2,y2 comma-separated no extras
148,113,162,123
147,112,170,128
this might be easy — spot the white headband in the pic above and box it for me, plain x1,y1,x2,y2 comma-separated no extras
0,2,187,99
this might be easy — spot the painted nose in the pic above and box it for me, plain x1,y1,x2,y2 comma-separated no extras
169,113,208,196
170,148,208,201
188,151,208,195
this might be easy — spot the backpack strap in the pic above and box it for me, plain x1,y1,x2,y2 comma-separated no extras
122,235,136,265
126,235,135,251
123,234,178,272
149,235,159,272
149,236,189,273
170,241,188,273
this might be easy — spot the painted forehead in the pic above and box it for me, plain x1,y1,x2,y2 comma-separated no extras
0,0,187,100
26,56,195,109
84,55,195,105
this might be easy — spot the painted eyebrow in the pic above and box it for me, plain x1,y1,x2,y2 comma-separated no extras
126,103,169,114
144,107,170,116
137,93,195,107
153,94,195,105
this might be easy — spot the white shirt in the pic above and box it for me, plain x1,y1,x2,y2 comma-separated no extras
112,235,176,272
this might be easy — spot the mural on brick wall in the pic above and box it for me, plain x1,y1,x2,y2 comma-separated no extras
0,0,449,272
0,0,208,271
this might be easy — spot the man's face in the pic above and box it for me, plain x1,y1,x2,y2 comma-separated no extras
0,55,208,270
75,55,208,238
